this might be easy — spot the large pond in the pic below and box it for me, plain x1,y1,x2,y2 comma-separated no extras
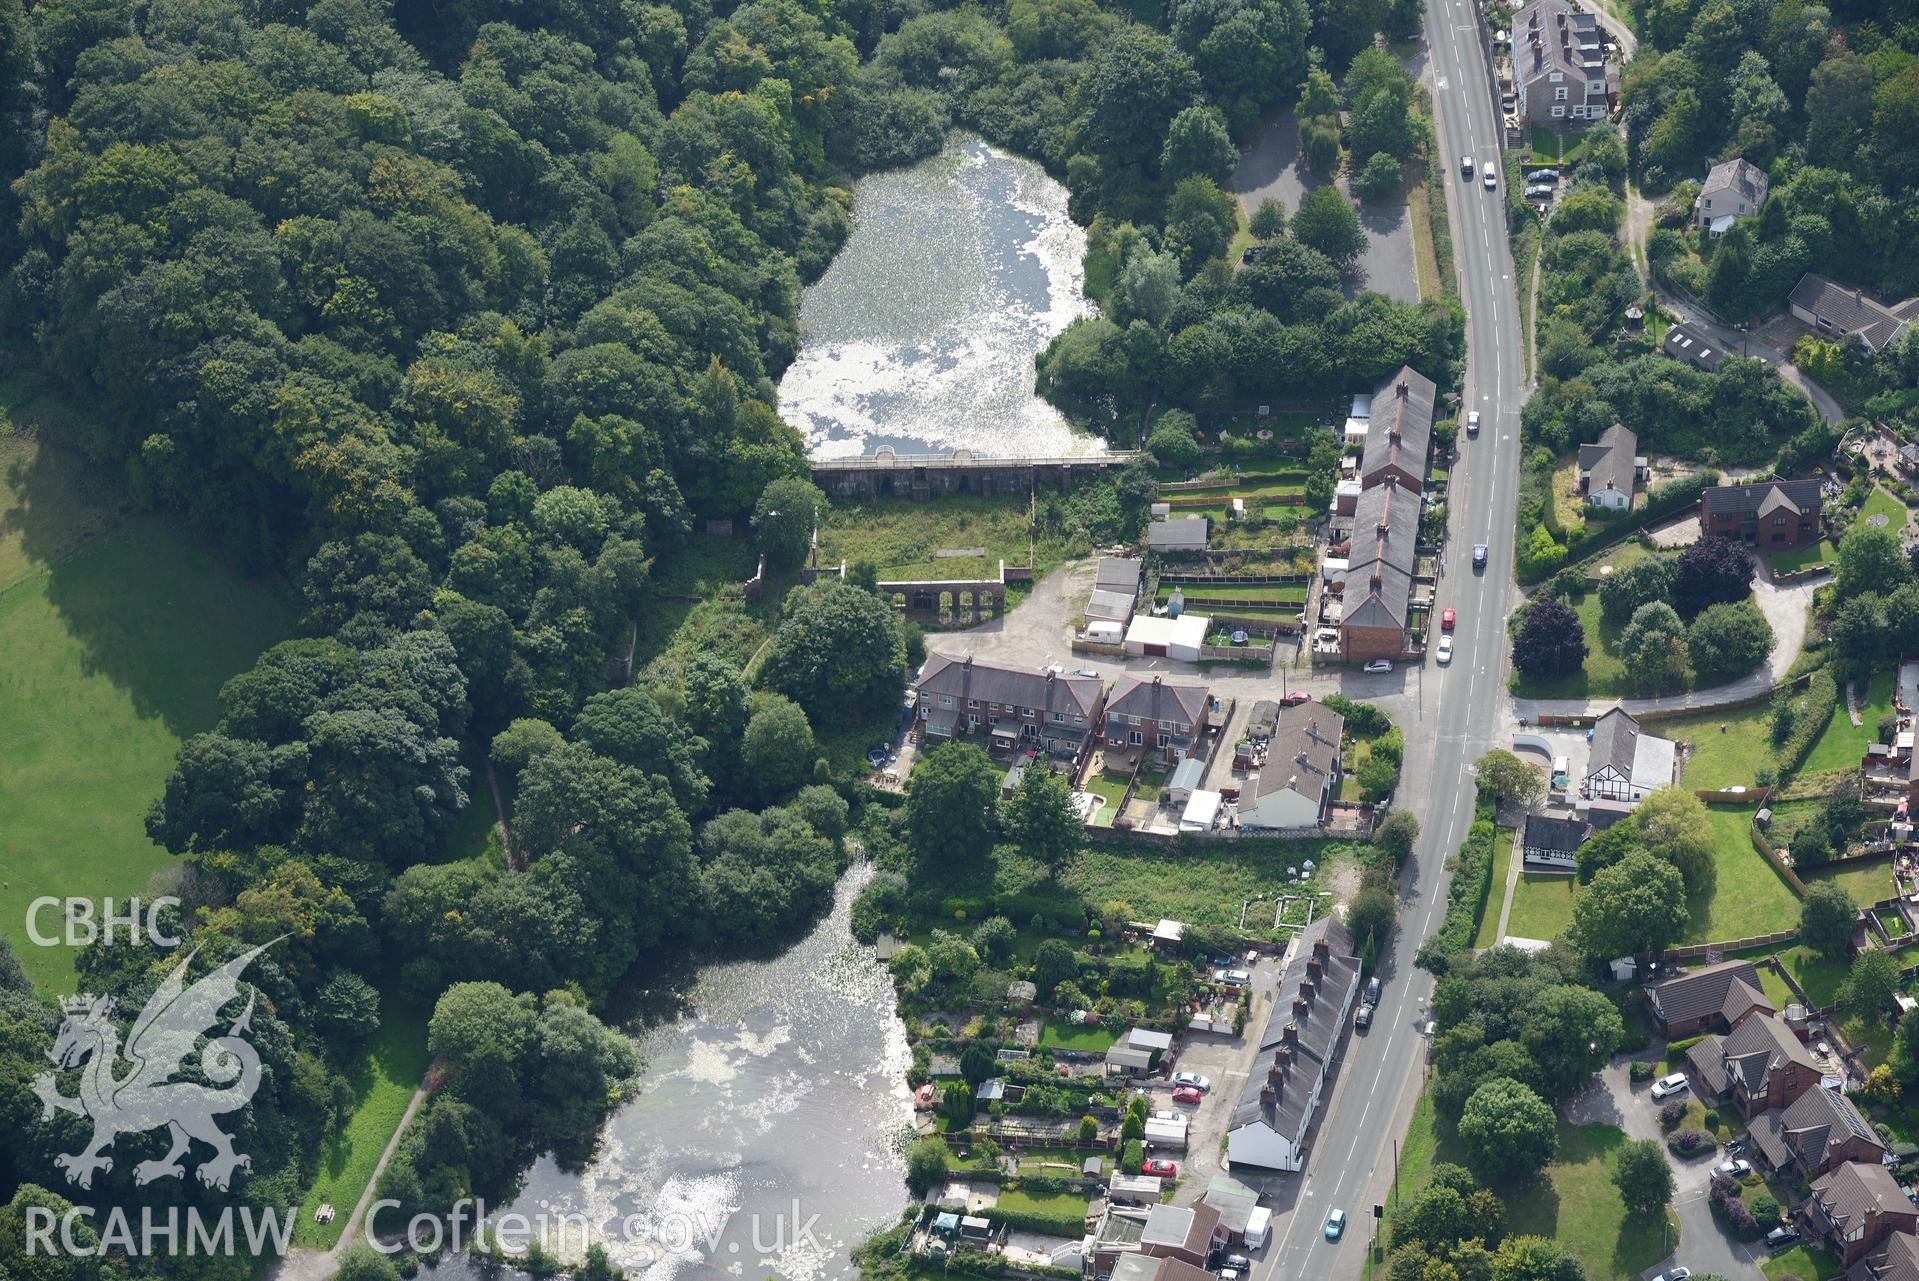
434,867,914,1281
778,135,1104,459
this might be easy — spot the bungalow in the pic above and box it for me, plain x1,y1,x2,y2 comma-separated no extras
912,654,1106,768
1359,366,1437,494
1238,704,1345,830
1519,812,1589,873
1226,916,1362,1172
1577,424,1642,511
1683,1009,1819,1119
1789,274,1917,355
1752,1086,1889,1180
1662,322,1728,373
1106,674,1211,764
1807,1161,1919,1268
1584,707,1676,803
1698,480,1825,550
1645,959,1770,1039
1148,517,1210,555
1138,1203,1222,1269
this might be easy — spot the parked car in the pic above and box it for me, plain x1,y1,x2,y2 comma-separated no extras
1466,410,1481,436
1213,968,1252,987
1526,184,1555,199
1220,1255,1251,1271
1240,246,1262,266
1441,608,1456,630
1355,1003,1374,1028
1366,977,1382,1003
1219,1270,1240,1281
1436,636,1454,665
1210,954,1234,967
1483,168,1497,190
1324,1210,1347,1241
1713,1158,1754,1178
1461,155,1474,177
1281,691,1313,706
1173,1072,1213,1092
1650,1072,1690,1100
1363,658,1394,674
1172,1086,1203,1104
1651,1269,1691,1281
1142,1158,1178,1177
1472,544,1488,570
1765,1226,1802,1250
1526,168,1560,182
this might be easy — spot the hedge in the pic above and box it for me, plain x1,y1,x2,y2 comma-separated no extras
1416,814,1498,974
1516,470,1721,585
1775,670,1839,777
986,1206,1094,1237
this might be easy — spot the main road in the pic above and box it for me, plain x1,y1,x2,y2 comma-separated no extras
1253,0,1528,1275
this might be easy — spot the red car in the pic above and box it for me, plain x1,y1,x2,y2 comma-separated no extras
1281,691,1312,706
1171,1086,1203,1104
1441,608,1456,631
1142,1158,1179,1177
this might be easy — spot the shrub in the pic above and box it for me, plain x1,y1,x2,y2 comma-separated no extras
1630,1060,1655,1083
1659,1099,1687,1129
1666,1129,1713,1157
1709,1174,1762,1239
1753,1195,1781,1224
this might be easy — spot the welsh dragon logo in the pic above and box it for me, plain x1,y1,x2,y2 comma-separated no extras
31,941,277,1192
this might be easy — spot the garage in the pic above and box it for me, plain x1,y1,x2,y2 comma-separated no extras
1124,614,1210,663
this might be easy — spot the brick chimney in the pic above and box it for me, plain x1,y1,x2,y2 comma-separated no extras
1300,977,1317,1006
1291,994,1309,1018
1313,938,1331,965
1260,1083,1277,1106
1282,1021,1299,1045
1306,957,1323,983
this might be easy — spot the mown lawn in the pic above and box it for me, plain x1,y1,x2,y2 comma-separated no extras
1764,1245,1843,1281
1510,590,1627,700
1474,827,1517,948
1157,581,1309,604
1803,858,1898,912
1684,807,1802,943
1776,945,1850,1008
0,507,295,992
1504,1124,1675,1281
292,1000,432,1248
1082,771,1129,827
1505,870,1576,943
1037,1020,1117,1051
1801,669,1893,776
1662,702,1776,791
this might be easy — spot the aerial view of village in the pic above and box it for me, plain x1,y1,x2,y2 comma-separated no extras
6,0,1919,1278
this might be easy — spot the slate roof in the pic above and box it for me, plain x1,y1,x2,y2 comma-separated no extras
1588,706,1641,781
1700,479,1825,520
1515,0,1609,91
1784,1086,1886,1170
1148,517,1210,550
1663,323,1728,371
1721,976,1775,1028
1342,480,1419,632
1097,558,1144,593
1360,366,1436,486
1108,675,1210,729
1852,1231,1919,1281
1700,158,1769,211
1578,424,1638,497
1521,812,1590,853
1647,960,1765,1029
915,654,1103,720
1087,588,1138,621
1791,273,1914,353
1231,916,1361,1145
1248,704,1345,811
1717,1009,1810,1094
1814,1161,1911,1232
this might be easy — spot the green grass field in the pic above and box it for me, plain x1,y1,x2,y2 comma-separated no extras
1803,857,1898,912
1660,702,1776,791
1037,1020,1117,1051
1772,487,1910,574
1505,1124,1675,1281
1063,839,1349,932
1157,581,1309,604
0,496,294,991
1684,808,1802,942
1474,827,1517,948
1510,590,1629,700
1764,1245,1843,1281
292,1001,432,1248
1506,871,1577,943
816,493,1062,582
1801,670,1893,776
1082,772,1129,827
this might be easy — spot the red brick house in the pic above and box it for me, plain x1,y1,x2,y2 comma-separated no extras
1645,960,1770,1040
1358,367,1436,494
1337,479,1418,663
1105,675,1211,764
1697,480,1825,550
1808,1162,1918,1267
1752,1085,1890,1179
1683,1009,1818,1119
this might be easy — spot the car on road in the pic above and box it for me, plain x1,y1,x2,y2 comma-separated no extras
1483,168,1497,190
1324,1210,1347,1241
1526,168,1559,183
1366,977,1382,1003
1355,1003,1374,1028
1713,1158,1754,1178
1172,1086,1203,1104
1650,1072,1690,1100
1436,636,1454,664
1281,691,1313,706
1467,410,1481,436
1472,544,1488,570
1173,1072,1212,1092
1363,658,1393,674
1142,1158,1178,1177
1765,1226,1802,1250
1441,608,1456,630
1461,155,1474,177
1651,1269,1691,1281
1212,968,1252,987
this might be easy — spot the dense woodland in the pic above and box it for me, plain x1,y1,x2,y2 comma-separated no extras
0,0,1459,1253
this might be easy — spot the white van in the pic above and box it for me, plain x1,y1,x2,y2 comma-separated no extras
1551,756,1570,790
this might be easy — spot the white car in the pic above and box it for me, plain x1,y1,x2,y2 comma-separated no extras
1436,636,1454,665
1466,410,1481,436
1713,1158,1754,1178
1651,1269,1691,1281
1172,1072,1212,1092
1363,658,1393,674
1483,168,1497,190
1650,1072,1690,1100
